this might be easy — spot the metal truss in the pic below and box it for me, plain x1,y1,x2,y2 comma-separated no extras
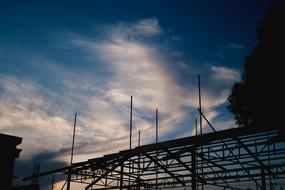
24,126,285,190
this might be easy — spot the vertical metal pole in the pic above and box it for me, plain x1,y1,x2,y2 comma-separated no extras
198,75,204,190
67,113,77,190
156,109,158,143
66,174,71,190
105,175,108,189
138,130,141,147
70,113,77,165
130,96,133,150
195,117,198,190
198,75,202,136
195,118,198,136
138,130,141,190
129,96,133,189
120,161,124,190
156,109,158,189
191,149,196,190
261,168,266,190
51,175,54,190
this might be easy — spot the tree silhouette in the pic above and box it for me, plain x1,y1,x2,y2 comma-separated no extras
228,3,285,129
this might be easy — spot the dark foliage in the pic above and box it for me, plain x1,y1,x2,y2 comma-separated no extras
228,3,285,129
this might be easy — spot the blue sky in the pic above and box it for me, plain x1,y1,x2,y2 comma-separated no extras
0,0,281,189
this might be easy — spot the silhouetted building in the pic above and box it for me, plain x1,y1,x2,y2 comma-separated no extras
0,133,22,190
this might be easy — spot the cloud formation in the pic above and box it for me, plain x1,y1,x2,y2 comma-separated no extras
0,18,240,189
211,65,240,82
108,18,162,39
229,43,245,49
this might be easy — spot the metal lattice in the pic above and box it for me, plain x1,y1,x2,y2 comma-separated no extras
24,126,285,190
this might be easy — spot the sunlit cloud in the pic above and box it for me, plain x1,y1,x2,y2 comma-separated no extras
211,66,240,82
0,18,239,189
108,18,162,40
0,75,72,159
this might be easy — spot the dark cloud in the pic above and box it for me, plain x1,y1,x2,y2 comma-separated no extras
14,152,67,190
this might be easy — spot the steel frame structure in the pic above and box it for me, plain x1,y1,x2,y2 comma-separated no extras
24,126,285,190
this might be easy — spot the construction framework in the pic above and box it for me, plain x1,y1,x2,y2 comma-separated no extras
25,126,285,190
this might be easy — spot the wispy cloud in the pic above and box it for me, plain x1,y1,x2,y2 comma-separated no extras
71,18,193,150
0,18,238,188
133,18,162,36
229,43,245,49
211,66,240,82
102,18,162,41
0,75,73,159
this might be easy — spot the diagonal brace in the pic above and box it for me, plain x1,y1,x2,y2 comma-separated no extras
144,153,185,186
198,108,262,189
235,137,275,178
164,149,205,184
196,153,228,172
85,163,120,190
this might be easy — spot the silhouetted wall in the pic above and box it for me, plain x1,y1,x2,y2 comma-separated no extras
0,133,22,190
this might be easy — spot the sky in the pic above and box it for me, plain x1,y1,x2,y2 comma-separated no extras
0,0,282,189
